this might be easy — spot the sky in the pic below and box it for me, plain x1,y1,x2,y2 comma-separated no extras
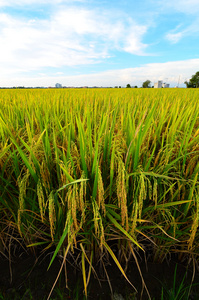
1,0,199,87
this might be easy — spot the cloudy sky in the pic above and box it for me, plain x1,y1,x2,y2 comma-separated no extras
0,0,199,87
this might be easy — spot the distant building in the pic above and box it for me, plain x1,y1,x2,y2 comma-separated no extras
154,80,170,88
154,81,163,88
55,83,62,88
162,83,170,88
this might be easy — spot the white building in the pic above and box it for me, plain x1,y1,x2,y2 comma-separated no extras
154,81,163,88
154,81,170,88
55,83,62,88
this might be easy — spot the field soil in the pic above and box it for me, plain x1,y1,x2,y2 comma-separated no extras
0,251,199,300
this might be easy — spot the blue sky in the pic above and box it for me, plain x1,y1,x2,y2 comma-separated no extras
1,0,199,87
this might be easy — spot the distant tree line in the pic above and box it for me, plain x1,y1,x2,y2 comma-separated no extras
126,80,151,88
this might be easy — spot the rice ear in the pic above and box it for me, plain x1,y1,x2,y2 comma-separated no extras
48,191,56,241
117,160,129,231
17,170,30,237
188,188,199,250
37,179,45,223
97,166,106,216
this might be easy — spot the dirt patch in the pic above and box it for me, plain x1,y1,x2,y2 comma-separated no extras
0,251,199,299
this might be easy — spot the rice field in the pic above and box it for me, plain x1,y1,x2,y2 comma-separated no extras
0,88,199,298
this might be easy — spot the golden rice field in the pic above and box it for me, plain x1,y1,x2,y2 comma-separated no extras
0,88,199,297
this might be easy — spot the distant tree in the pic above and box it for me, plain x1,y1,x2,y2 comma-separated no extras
184,81,191,88
119,86,121,88
126,84,131,88
115,86,118,88
134,85,138,88
142,80,151,88
184,71,199,88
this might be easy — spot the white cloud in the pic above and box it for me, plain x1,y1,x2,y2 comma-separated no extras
0,8,149,77
0,0,84,7
153,0,199,43
166,32,183,44
166,19,199,43
123,25,148,55
1,58,199,87
155,0,199,14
